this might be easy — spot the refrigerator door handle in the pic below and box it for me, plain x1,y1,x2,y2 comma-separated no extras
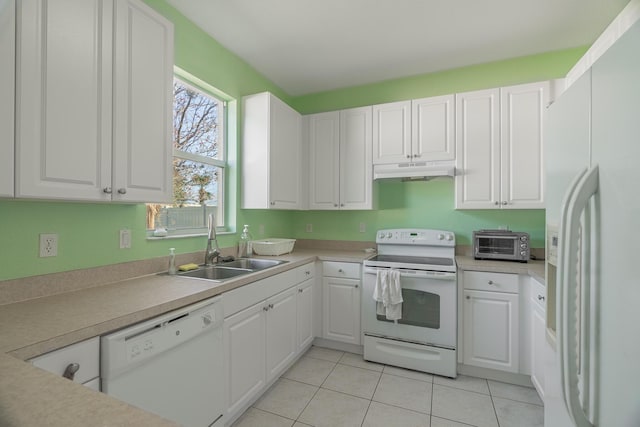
558,165,599,427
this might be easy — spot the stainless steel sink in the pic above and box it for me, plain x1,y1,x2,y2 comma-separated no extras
175,258,287,282
216,258,287,271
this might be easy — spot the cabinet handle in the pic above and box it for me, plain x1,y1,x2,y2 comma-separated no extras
62,363,80,381
502,201,508,205
298,289,303,293
103,187,112,194
340,204,344,207
406,154,411,159
270,201,275,206
494,201,499,205
414,154,421,158
334,203,338,207
305,271,311,275
117,188,127,195
355,284,359,288
263,306,269,311
538,295,545,301
338,269,344,273
269,303,274,309
466,295,470,300
488,280,494,285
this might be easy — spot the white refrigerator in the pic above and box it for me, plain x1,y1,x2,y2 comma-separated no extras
544,17,640,427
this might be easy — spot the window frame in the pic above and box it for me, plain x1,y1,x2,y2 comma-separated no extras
147,68,231,238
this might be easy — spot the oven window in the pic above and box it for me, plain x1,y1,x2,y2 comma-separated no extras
376,289,440,329
477,237,514,255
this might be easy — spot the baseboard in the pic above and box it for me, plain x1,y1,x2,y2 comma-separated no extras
457,363,534,388
312,337,363,355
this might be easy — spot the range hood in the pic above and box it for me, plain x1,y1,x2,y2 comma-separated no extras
373,161,455,181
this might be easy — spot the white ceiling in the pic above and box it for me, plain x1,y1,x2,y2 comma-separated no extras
168,0,630,96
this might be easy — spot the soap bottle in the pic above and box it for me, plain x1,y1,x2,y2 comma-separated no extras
237,225,253,258
168,248,177,275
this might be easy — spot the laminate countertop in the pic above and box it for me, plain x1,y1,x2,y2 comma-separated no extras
0,249,370,427
456,256,546,284
0,250,545,426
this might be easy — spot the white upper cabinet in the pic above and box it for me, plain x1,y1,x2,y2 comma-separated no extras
372,101,411,164
373,95,454,165
15,0,173,203
0,0,14,197
455,81,548,209
412,95,455,161
112,0,174,203
242,92,302,209
308,106,373,210
307,111,340,210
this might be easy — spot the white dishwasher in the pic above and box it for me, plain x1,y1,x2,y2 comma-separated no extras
101,296,224,427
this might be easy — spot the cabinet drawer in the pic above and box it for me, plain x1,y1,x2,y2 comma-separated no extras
30,337,99,384
323,261,360,279
295,262,315,283
531,277,546,311
463,271,519,294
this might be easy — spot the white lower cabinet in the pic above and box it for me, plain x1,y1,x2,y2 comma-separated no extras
297,278,314,350
224,301,266,417
0,0,14,197
265,287,298,381
530,277,546,400
463,271,520,373
322,262,361,345
29,337,100,390
223,263,315,422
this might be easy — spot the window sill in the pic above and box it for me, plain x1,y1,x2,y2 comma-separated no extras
146,230,234,240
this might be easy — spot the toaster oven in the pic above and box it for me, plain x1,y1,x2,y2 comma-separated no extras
473,230,530,262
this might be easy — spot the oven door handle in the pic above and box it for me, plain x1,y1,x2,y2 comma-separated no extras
363,267,456,280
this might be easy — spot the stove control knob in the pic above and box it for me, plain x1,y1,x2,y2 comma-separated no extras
445,234,454,241
378,232,385,239
386,232,393,239
521,251,527,256
437,233,444,240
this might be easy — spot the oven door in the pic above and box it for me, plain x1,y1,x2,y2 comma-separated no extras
362,267,457,348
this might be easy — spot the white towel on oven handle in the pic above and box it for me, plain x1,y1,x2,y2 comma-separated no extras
373,269,387,316
386,269,403,320
373,269,403,320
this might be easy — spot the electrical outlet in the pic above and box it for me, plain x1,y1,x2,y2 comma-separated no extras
119,229,131,249
39,234,58,257
306,223,313,233
359,222,366,233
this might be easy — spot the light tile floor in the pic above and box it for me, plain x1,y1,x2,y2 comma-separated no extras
232,346,544,427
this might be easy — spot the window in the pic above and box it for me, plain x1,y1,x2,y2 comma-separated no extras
147,76,226,235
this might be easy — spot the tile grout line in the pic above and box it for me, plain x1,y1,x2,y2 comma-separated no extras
487,380,503,427
359,367,386,427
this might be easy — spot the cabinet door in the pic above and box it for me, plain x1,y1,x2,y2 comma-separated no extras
455,88,500,209
16,0,113,200
463,289,519,372
297,278,314,351
308,111,340,209
0,0,14,197
265,287,297,382
500,82,548,209
412,95,455,161
323,277,361,345
372,101,411,164
112,0,173,203
224,302,266,416
269,95,301,209
339,106,372,210
531,302,546,400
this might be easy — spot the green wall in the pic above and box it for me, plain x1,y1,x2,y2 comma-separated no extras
0,0,585,281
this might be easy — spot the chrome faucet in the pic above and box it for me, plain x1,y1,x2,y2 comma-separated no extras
204,213,221,266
